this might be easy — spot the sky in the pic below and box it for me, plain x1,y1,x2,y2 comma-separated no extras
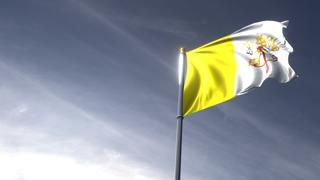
0,0,319,179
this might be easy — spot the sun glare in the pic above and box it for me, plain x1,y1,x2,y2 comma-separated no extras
0,151,155,180
178,52,184,85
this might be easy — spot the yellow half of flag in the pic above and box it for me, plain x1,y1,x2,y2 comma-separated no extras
182,35,236,116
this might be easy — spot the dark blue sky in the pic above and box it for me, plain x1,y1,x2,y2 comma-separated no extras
0,0,319,179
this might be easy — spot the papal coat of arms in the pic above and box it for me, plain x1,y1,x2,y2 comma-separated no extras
245,34,280,73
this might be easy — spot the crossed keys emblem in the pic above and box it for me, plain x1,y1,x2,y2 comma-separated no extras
245,34,280,73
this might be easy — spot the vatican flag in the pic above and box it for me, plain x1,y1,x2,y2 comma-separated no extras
182,20,296,116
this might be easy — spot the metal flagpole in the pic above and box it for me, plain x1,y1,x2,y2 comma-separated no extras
175,47,186,180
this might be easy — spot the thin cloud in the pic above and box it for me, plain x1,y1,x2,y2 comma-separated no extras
70,0,174,71
0,60,171,179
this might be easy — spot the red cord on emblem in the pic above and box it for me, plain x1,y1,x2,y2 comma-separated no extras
258,47,269,74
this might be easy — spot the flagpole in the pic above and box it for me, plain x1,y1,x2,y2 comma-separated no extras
175,47,186,180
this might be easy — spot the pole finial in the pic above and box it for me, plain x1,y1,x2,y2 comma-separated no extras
180,47,185,54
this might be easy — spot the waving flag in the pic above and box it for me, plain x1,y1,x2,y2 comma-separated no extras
182,20,296,116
